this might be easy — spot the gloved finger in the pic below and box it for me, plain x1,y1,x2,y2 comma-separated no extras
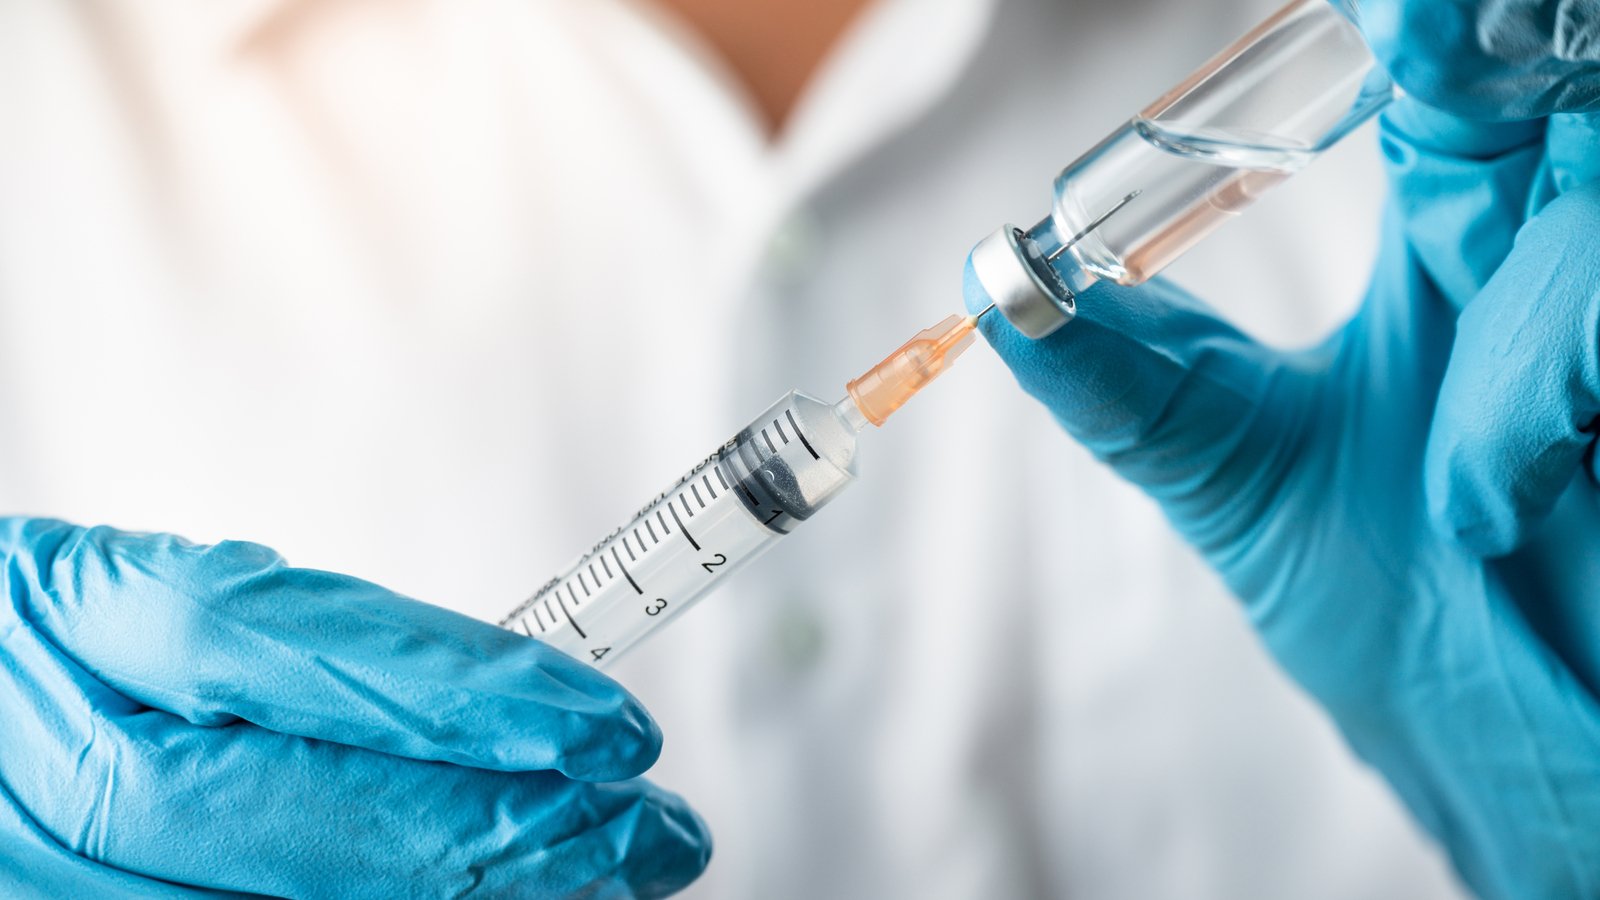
965,260,1293,556
1424,181,1600,555
1545,111,1600,194
1358,0,1600,120
1379,97,1545,310
0,518,660,782
0,638,709,900
0,787,249,899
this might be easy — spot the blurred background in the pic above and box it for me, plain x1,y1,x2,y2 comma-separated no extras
0,0,1467,896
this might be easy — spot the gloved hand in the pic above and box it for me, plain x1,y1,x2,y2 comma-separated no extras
1357,0,1600,596
0,517,710,898
1356,0,1600,554
1358,0,1600,119
966,99,1600,899
1422,109,1600,555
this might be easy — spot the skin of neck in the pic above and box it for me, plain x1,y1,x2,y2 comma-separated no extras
651,0,874,135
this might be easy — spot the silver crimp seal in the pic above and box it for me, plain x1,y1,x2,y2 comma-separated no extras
970,225,1075,340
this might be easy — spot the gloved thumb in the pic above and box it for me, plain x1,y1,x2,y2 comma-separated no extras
1423,181,1600,555
965,259,1296,557
1545,113,1600,193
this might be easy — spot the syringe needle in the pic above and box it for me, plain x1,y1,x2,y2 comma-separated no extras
1046,189,1142,262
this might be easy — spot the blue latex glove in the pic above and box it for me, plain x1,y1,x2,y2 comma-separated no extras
1356,0,1600,555
0,517,710,898
1358,0,1600,118
966,99,1600,898
1423,109,1600,554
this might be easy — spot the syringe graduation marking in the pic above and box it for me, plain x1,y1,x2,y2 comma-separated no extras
556,591,587,639
509,409,823,642
785,410,820,459
612,546,643,594
669,502,700,550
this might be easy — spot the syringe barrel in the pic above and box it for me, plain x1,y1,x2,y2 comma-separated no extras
975,0,1394,339
500,391,859,667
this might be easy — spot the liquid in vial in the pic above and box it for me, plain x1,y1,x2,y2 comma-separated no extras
1049,119,1314,285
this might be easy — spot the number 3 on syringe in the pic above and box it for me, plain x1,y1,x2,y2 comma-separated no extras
638,553,729,618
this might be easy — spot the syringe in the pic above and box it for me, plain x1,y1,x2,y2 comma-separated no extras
499,308,991,666
502,0,1394,665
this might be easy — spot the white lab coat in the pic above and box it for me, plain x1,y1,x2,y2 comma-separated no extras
0,0,1467,897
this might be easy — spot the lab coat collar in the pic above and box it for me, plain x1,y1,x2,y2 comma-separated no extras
563,0,1005,280
199,0,1005,167
773,0,1002,207
194,0,1005,233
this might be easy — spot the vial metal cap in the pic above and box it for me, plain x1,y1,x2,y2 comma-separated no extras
970,225,1075,339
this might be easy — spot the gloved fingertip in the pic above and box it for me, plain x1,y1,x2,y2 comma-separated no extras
1546,113,1600,192
620,788,713,897
0,517,77,557
1421,421,1562,557
0,519,89,617
0,515,25,549
610,691,666,773
548,680,665,782
1379,98,1543,163
1423,461,1526,558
